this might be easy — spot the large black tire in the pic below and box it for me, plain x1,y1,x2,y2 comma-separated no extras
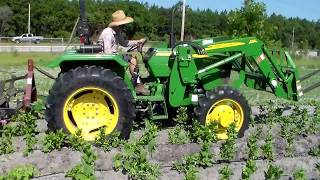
194,86,250,139
45,65,135,140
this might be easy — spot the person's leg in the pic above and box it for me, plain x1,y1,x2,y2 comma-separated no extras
129,57,137,75
125,55,148,95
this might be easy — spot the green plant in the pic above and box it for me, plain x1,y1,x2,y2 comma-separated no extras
293,168,307,180
113,121,160,180
220,123,237,161
308,145,320,157
174,107,190,126
0,135,14,155
66,130,87,151
138,120,158,153
173,142,214,180
316,163,320,174
247,129,261,160
173,154,199,180
261,130,274,161
264,164,283,180
169,126,190,144
113,140,160,180
190,121,217,143
66,142,97,180
219,165,233,180
280,117,297,157
0,164,39,180
2,112,38,137
242,159,257,180
42,129,67,153
94,128,124,152
23,134,37,157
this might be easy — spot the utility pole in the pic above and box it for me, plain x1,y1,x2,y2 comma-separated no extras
291,27,295,54
28,3,31,34
180,0,186,41
244,0,252,9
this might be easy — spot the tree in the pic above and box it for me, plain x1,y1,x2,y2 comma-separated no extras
0,5,13,35
228,0,268,39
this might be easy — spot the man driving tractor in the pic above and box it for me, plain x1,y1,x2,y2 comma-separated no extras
98,10,148,95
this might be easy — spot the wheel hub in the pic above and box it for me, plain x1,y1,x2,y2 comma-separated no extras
205,99,244,139
209,104,235,128
63,87,119,141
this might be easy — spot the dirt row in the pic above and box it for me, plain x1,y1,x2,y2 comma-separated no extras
0,120,319,179
0,105,319,179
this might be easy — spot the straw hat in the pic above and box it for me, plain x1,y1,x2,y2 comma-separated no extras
108,10,134,27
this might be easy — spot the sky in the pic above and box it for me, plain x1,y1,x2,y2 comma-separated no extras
135,0,319,21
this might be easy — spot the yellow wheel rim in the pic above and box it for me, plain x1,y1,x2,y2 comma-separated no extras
205,99,244,140
63,87,119,141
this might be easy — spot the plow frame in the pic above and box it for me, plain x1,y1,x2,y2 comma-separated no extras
0,59,37,125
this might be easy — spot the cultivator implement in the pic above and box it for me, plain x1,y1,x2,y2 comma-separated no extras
0,59,37,125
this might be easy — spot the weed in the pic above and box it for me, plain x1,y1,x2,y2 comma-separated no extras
113,120,160,180
66,130,87,151
169,126,190,144
315,163,320,174
173,142,214,180
66,142,97,180
308,145,320,157
173,154,199,180
138,120,158,153
174,107,190,126
0,135,14,155
23,134,37,156
264,164,283,180
242,159,257,180
94,128,124,152
220,123,237,161
293,168,307,180
219,165,233,180
190,121,217,143
0,164,39,180
42,129,67,153
113,140,160,180
262,130,274,161
247,129,261,160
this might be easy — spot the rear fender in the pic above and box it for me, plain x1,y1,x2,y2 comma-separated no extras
48,52,135,96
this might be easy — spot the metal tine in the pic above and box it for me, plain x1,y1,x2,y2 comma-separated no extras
300,69,320,82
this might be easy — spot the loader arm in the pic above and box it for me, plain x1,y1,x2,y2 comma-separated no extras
198,37,301,101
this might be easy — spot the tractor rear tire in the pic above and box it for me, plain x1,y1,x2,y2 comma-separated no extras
194,86,250,139
45,66,135,141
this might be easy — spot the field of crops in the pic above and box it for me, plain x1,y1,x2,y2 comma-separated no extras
0,53,319,180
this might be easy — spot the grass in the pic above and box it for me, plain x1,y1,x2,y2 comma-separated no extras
0,52,61,66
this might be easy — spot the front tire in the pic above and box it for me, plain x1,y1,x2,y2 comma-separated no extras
45,66,135,141
194,86,250,139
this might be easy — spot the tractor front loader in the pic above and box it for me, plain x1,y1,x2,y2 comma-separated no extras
44,1,320,141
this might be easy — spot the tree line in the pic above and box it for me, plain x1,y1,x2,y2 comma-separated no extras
0,0,319,50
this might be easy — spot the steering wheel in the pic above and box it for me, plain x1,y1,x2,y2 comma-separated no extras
127,39,147,53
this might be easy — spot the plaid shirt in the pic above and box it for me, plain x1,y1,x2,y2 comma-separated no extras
98,27,138,54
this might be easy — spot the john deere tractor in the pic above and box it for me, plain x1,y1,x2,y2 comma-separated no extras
45,1,319,141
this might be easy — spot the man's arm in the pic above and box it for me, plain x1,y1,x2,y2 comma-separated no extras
117,32,144,47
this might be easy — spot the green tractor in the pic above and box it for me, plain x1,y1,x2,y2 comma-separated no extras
45,2,318,141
